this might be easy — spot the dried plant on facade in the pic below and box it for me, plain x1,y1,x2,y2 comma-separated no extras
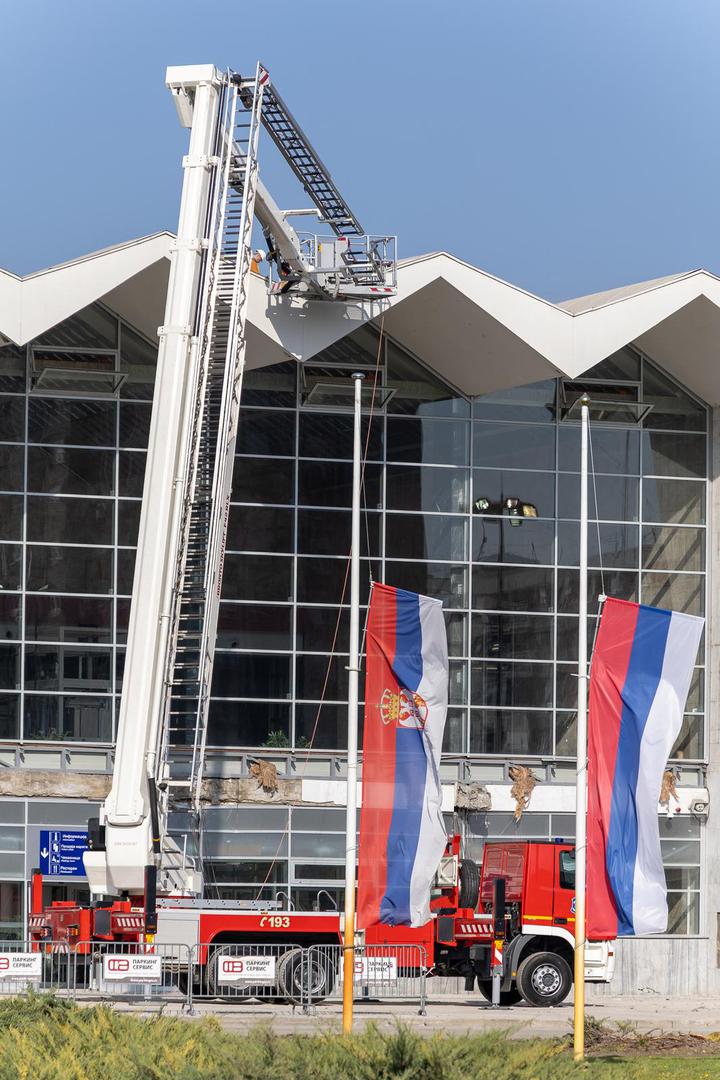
249,759,279,795
659,767,679,808
509,765,537,820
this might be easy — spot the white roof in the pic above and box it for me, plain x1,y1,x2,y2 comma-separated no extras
4,237,720,405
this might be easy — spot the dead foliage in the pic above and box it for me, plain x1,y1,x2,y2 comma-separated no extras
581,1015,720,1058
509,765,537,820
249,759,278,794
659,768,679,808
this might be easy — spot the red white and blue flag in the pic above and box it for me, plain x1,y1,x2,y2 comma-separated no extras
587,597,703,939
357,583,448,929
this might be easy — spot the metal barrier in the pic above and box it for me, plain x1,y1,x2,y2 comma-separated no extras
0,940,71,996
306,943,428,1015
72,941,192,1008
0,940,427,1013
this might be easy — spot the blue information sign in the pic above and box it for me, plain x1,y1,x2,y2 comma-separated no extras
39,830,88,878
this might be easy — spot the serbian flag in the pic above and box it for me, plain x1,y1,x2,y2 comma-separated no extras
587,597,703,938
357,583,448,929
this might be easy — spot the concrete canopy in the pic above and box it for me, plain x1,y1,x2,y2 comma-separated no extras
4,236,720,405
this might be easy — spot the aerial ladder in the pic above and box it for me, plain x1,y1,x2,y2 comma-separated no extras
83,63,397,904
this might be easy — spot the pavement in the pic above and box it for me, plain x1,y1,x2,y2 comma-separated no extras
98,993,720,1039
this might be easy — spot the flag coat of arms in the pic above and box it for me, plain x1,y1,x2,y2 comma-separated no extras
357,583,448,929
587,597,703,938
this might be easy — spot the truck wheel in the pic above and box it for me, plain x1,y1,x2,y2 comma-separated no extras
476,979,522,1006
458,859,480,909
278,949,335,1005
516,951,572,1007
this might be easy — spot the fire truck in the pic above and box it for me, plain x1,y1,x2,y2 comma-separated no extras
28,62,614,1007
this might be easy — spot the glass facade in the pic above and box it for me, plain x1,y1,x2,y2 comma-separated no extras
0,305,708,934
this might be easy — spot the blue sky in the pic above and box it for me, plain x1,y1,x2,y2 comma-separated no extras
3,1,719,300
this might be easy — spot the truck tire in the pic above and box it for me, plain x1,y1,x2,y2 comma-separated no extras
516,951,572,1007
458,859,480,909
476,979,522,1006
278,949,335,1005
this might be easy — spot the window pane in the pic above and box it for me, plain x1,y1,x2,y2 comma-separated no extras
555,712,576,756
226,506,294,553
118,452,145,497
387,340,470,417
0,595,20,639
473,469,554,519
203,830,288,858
471,613,553,660
445,612,467,657
0,397,25,442
297,557,370,604
557,522,639,569
0,343,26,391
25,595,112,643
232,457,295,505
473,380,557,422
558,473,639,521
642,526,705,573
0,694,18,738
387,417,469,465
581,347,640,382
0,497,22,541
386,464,467,513
119,325,156,400
387,513,467,561
221,554,293,602
26,546,113,594
0,647,19,690
643,365,706,432
472,518,554,565
27,496,113,545
296,654,350,702
299,413,382,461
29,400,115,446
236,409,295,456
444,708,467,753
216,604,292,650
671,714,703,759
25,646,112,692
294,702,361,750
295,606,351,655
470,709,552,755
0,547,22,590
36,304,118,349
299,460,382,509
241,360,296,407
116,549,136,596
473,565,554,612
385,561,467,608
666,892,699,934
556,616,600,662
557,569,637,612
298,509,380,557
474,421,556,470
641,572,704,616
0,446,24,491
24,695,113,741
642,431,705,479
559,426,639,474
291,832,345,858
471,660,553,708
119,402,151,448
118,501,141,547
642,477,705,525
211,653,291,699
29,446,114,497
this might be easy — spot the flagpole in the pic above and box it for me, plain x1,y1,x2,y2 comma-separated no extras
573,396,589,1061
343,372,364,1035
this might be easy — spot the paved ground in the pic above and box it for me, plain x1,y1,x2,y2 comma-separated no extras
102,994,720,1039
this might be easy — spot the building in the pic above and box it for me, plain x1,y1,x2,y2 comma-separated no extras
0,233,718,994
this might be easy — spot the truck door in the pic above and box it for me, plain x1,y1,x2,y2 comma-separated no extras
552,845,576,932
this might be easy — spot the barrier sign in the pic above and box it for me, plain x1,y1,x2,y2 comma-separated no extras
39,830,88,878
355,957,398,982
102,955,163,983
217,955,276,984
0,953,42,981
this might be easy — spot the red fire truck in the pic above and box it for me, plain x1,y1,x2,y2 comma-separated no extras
30,836,614,1007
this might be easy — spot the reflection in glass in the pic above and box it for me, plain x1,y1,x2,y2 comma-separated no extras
232,456,294,505
642,526,705,573
641,572,704,617
387,464,467,513
387,513,467,562
474,423,555,470
642,477,705,525
470,709,552,755
387,417,470,466
472,518,554,565
26,546,112,594
472,613,553,660
471,660,553,708
216,604,292,650
472,565,554,612
222,554,293,602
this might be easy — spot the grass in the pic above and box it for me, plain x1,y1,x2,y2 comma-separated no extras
0,996,716,1079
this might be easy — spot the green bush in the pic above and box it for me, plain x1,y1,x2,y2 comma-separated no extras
0,997,713,1080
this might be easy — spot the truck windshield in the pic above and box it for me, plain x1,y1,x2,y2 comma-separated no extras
559,850,575,889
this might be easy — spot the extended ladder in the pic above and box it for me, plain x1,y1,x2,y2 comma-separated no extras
156,65,267,843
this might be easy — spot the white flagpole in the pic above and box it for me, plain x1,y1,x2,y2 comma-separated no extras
573,396,589,1060
343,372,364,1035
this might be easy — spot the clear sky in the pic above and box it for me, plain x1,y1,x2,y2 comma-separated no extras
3,0,720,300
